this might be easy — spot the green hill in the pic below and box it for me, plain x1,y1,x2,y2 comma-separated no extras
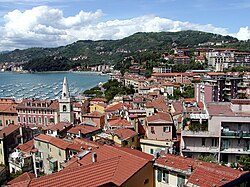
0,30,247,71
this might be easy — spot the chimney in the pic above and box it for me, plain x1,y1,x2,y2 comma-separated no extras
92,152,97,163
187,165,193,173
78,130,81,137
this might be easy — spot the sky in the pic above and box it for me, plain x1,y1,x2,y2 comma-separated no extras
0,0,250,51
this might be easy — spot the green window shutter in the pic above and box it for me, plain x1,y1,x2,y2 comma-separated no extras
157,169,162,182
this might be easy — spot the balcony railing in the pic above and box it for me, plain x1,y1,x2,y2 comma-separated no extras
221,147,250,153
221,131,250,137
182,130,217,137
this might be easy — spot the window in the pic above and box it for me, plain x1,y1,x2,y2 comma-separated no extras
28,109,30,113
150,149,154,154
23,109,25,113
132,137,135,142
163,126,170,132
0,148,2,155
28,116,31,123
140,120,144,125
59,149,61,156
144,179,149,184
63,105,67,112
212,138,218,147
38,117,42,124
163,170,169,183
44,117,48,125
47,143,49,149
6,120,8,125
0,120,2,126
151,127,155,133
23,117,26,123
38,141,41,146
44,110,47,114
33,117,36,124
51,111,53,114
33,110,36,113
39,110,41,114
157,169,162,182
50,118,54,123
202,138,205,146
177,174,185,187
238,139,241,146
17,116,20,123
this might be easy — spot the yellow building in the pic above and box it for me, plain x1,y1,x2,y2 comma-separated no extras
94,128,139,148
89,102,107,113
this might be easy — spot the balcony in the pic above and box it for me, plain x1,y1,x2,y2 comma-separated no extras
182,146,219,153
182,130,217,137
220,147,250,154
221,131,250,138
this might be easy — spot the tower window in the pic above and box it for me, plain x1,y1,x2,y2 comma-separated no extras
63,93,66,97
63,105,67,112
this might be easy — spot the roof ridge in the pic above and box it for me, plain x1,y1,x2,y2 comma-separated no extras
110,156,122,185
111,146,149,162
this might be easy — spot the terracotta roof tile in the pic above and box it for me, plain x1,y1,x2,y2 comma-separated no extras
82,111,104,118
67,124,100,135
18,145,153,187
8,172,35,185
0,124,20,139
43,122,72,131
108,118,133,127
147,112,172,124
107,128,138,140
16,139,34,153
155,153,245,187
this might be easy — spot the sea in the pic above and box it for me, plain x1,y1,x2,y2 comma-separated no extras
0,71,109,100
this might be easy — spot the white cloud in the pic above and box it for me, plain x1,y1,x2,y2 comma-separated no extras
236,26,250,41
0,5,249,51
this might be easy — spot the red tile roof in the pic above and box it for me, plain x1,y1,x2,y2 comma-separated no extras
34,134,70,150
108,118,133,127
155,153,245,187
43,122,72,131
8,172,35,185
147,112,173,124
67,124,100,135
105,103,124,112
0,124,20,139
107,128,138,140
16,139,34,153
12,145,153,187
82,111,104,118
0,102,17,113
90,97,107,103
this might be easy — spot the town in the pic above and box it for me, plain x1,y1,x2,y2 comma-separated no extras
0,46,250,186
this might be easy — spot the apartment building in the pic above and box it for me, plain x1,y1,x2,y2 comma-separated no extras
181,99,250,164
154,152,248,187
195,76,243,103
17,99,59,126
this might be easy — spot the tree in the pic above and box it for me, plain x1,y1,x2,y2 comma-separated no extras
238,155,250,171
197,155,217,163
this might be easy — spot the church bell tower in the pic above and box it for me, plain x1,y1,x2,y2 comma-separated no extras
59,77,73,123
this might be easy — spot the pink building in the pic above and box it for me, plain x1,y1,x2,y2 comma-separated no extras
145,112,175,141
82,111,105,129
16,99,59,127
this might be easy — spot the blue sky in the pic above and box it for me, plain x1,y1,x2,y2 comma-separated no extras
0,0,249,51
